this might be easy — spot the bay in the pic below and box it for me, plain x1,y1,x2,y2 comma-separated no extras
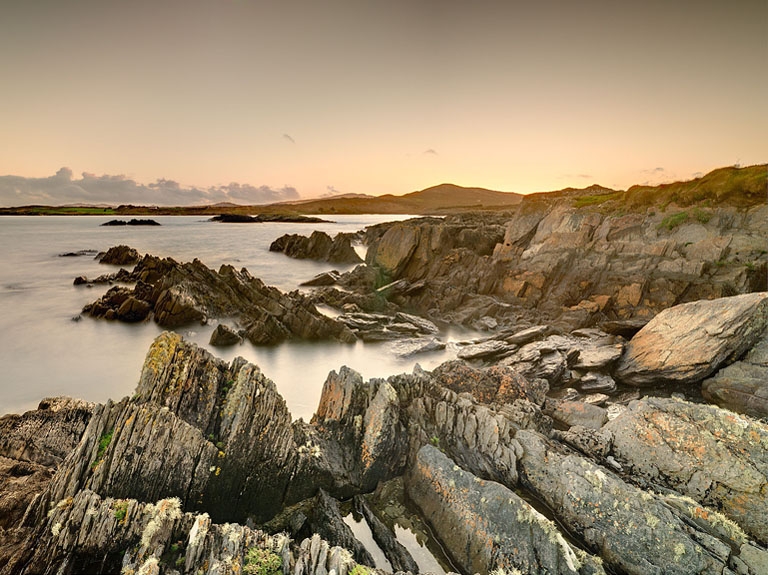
0,215,473,420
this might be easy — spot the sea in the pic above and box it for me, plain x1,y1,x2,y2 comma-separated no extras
0,214,476,422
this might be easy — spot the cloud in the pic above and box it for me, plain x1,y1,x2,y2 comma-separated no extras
320,185,343,198
283,133,295,144
423,148,438,155
0,168,300,206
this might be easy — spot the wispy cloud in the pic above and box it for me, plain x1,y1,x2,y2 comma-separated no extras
0,168,300,206
423,148,438,155
283,133,295,144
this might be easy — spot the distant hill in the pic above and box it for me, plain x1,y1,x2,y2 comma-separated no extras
256,183,523,215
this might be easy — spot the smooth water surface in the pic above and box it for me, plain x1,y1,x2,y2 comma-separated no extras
0,215,473,420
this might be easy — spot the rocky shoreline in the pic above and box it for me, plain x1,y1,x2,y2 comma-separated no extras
2,169,768,574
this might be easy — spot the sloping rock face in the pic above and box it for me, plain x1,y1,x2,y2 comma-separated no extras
80,250,356,344
270,231,362,264
603,397,768,545
614,292,768,386
407,445,606,574
359,202,768,330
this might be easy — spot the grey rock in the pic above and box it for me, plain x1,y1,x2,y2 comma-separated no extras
615,292,768,386
208,324,242,346
457,339,515,360
407,445,605,575
300,271,341,287
544,399,608,430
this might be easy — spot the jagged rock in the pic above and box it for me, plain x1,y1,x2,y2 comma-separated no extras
603,397,768,545
307,490,374,566
82,251,357,344
73,275,88,285
0,397,94,467
270,231,362,264
430,360,547,406
702,332,768,419
576,372,616,393
615,292,768,386
100,219,160,226
337,311,438,343
407,445,606,574
516,429,768,575
300,271,341,287
96,245,140,265
209,324,242,346
502,324,551,345
457,339,515,360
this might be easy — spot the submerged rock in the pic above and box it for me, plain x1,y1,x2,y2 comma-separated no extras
209,323,242,346
95,245,140,265
270,231,362,264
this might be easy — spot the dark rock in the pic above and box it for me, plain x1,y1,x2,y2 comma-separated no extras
300,271,341,287
96,245,140,266
211,213,329,223
82,252,356,344
600,318,648,338
59,249,98,257
115,296,151,322
73,276,88,285
208,324,242,346
306,490,374,567
353,495,418,573
100,219,160,226
615,292,768,386
270,231,362,264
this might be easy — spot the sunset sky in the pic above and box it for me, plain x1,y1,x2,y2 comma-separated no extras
1,0,766,205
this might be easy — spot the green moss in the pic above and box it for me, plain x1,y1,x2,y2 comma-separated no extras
349,566,371,575
113,500,128,522
91,429,114,470
692,208,711,224
573,191,624,208
658,211,689,231
243,547,282,575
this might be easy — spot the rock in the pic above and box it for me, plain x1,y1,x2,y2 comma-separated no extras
502,324,551,345
702,332,768,419
300,271,341,287
516,429,767,575
211,213,329,223
389,337,445,357
406,445,606,575
352,495,418,573
208,324,242,346
599,318,648,338
73,276,88,285
615,292,768,386
306,489,374,566
576,372,616,393
544,399,608,430
337,311,438,343
270,231,362,264
59,249,98,257
457,339,515,360
603,396,768,545
96,245,140,266
430,360,547,406
82,251,356,344
100,219,160,226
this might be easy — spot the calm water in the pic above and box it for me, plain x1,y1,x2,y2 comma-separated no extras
0,215,473,421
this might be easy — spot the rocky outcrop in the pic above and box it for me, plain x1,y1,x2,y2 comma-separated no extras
270,231,363,264
407,445,606,574
100,219,161,226
336,311,439,342
603,397,768,545
95,244,140,265
81,250,357,344
209,323,242,346
4,330,768,574
615,292,768,386
355,197,767,331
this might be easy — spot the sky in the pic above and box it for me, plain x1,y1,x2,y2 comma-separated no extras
0,0,766,206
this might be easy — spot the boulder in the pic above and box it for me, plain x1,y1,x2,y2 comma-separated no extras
702,332,768,419
300,271,341,287
457,340,515,360
615,292,768,386
544,399,608,430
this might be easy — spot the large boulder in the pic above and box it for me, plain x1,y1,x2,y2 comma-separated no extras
96,245,140,266
615,292,768,386
270,231,362,264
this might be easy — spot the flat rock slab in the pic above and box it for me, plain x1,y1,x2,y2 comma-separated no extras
615,292,768,386
457,340,515,360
